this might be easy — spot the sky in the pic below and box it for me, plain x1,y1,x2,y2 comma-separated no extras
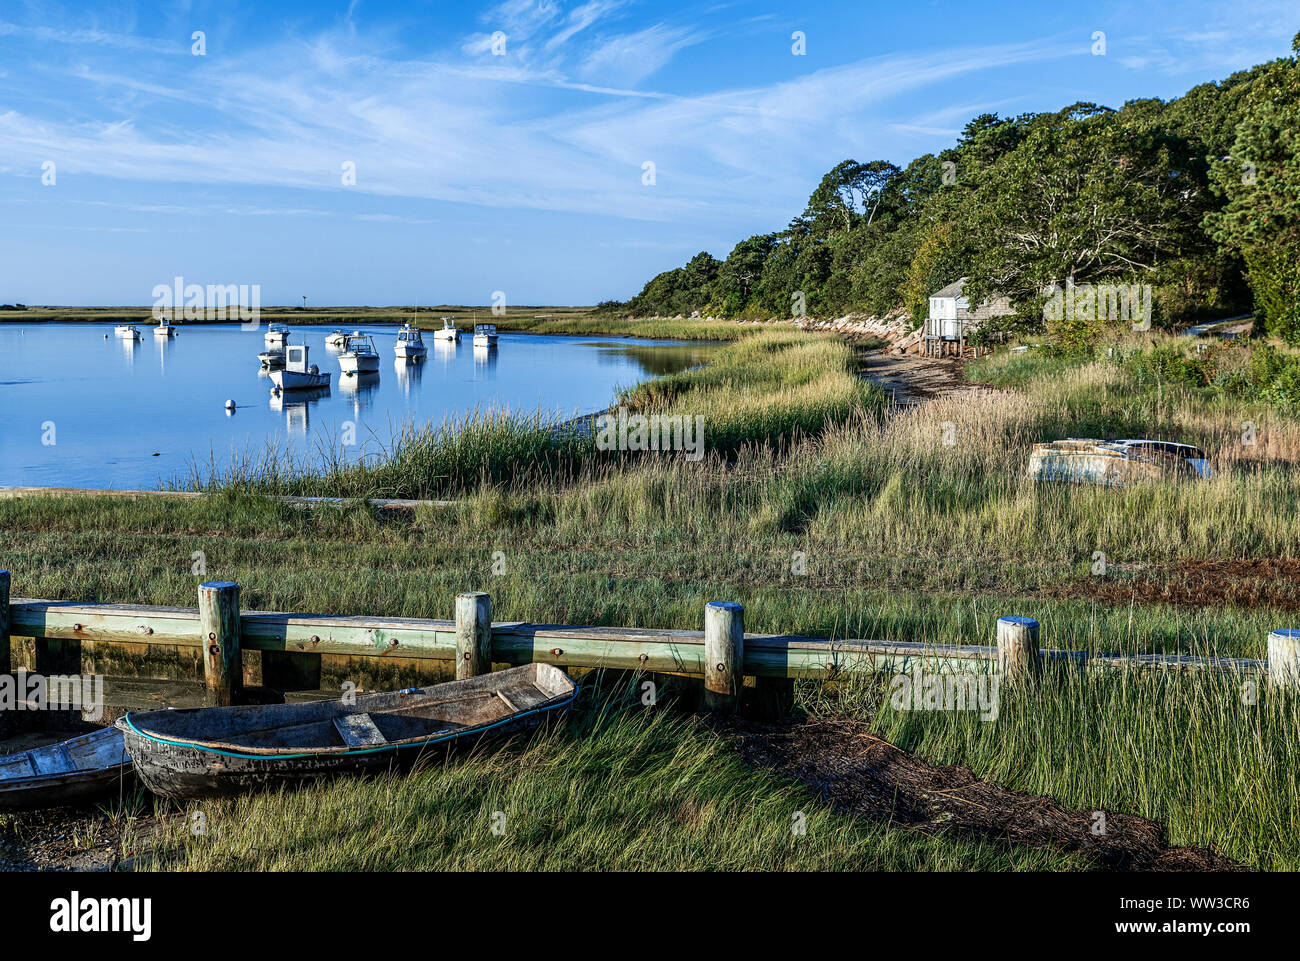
0,0,1295,306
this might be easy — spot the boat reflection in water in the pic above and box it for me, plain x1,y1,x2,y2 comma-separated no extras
269,385,330,435
338,370,381,413
394,356,424,395
473,344,497,378
432,338,457,369
119,335,138,368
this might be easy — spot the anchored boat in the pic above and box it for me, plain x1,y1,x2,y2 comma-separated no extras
114,324,141,341
118,664,578,798
338,332,380,374
394,323,427,360
0,727,132,809
1028,438,1211,487
473,323,498,348
433,317,460,342
324,329,349,349
264,322,290,349
153,318,176,338
270,344,330,391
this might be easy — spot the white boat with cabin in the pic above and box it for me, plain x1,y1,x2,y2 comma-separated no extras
394,323,427,360
338,332,380,374
433,317,460,342
473,323,498,348
270,344,331,391
325,329,349,349
264,323,290,349
114,324,141,340
154,318,177,337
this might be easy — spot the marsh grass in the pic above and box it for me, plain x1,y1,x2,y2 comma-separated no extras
136,681,1081,871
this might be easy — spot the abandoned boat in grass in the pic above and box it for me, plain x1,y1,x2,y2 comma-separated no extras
0,726,132,809
117,663,577,799
1028,438,1212,487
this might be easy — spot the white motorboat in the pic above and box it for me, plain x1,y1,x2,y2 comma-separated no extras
339,332,380,374
433,317,460,342
394,323,427,360
264,322,290,349
258,347,287,368
154,318,177,337
473,323,498,348
324,329,349,349
270,344,331,391
114,324,141,341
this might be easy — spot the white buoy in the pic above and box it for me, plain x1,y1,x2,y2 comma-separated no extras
224,399,236,410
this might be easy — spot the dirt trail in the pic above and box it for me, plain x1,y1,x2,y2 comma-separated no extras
858,351,994,408
718,716,1245,871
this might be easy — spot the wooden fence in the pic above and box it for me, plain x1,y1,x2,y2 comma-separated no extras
0,571,1289,714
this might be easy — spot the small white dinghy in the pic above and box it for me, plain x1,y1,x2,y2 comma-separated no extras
264,322,290,349
271,344,331,391
114,324,141,341
473,323,498,348
339,332,380,374
394,323,427,360
433,317,460,342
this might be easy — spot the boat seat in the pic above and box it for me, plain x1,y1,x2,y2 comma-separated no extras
333,713,388,747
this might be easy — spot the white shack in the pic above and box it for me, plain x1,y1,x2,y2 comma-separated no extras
924,278,1015,357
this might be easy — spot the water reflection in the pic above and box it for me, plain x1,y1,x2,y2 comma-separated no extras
393,356,424,395
338,370,381,414
432,339,457,369
119,336,137,367
269,385,331,435
473,344,498,377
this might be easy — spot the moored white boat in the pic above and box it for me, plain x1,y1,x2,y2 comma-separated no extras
433,317,460,342
259,347,287,368
270,344,331,391
324,329,349,349
154,318,176,337
114,324,141,340
339,332,380,374
473,323,498,348
394,323,427,360
264,322,290,348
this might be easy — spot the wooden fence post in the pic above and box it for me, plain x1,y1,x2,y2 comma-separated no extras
1268,629,1300,691
455,592,492,679
0,571,9,737
996,616,1040,682
704,601,744,713
199,581,241,706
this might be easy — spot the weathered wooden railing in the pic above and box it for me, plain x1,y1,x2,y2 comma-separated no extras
0,571,1290,713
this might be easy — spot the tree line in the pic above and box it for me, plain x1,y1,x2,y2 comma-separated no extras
606,33,1300,348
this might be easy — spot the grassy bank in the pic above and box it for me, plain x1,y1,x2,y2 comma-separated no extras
6,330,1300,869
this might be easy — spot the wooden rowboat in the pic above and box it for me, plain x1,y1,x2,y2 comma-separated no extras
0,727,132,809
117,664,578,799
1027,438,1210,487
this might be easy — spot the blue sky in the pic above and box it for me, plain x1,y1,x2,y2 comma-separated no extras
0,0,1294,306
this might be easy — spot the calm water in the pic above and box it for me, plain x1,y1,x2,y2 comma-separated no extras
0,322,715,490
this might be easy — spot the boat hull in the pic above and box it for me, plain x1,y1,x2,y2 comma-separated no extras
0,727,132,809
339,353,380,373
271,369,330,390
1028,440,1201,487
473,334,497,347
394,345,427,359
119,664,576,799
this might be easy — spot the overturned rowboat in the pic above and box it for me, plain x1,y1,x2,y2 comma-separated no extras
117,664,577,799
0,727,132,809
1028,438,1211,487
